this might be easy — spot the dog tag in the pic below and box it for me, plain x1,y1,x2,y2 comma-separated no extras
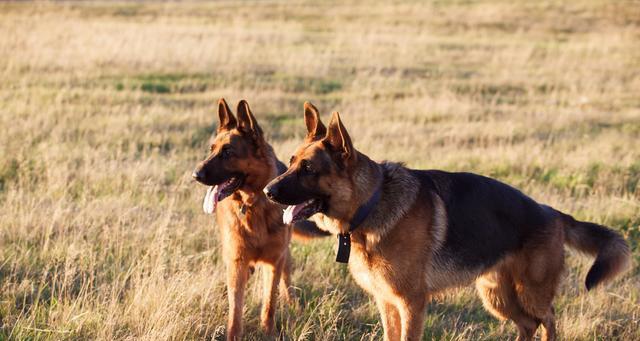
336,233,351,263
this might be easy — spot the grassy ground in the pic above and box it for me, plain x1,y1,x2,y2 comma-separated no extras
1,1,639,340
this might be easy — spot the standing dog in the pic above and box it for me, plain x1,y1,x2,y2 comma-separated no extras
263,103,631,341
192,99,326,340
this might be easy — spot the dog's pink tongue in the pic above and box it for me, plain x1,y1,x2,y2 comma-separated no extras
283,204,304,225
202,185,220,214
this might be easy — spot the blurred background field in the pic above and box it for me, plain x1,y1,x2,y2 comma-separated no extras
0,1,638,340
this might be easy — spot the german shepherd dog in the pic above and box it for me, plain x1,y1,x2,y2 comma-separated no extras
192,99,326,340
263,103,631,341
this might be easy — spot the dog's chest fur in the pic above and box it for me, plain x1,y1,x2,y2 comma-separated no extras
347,162,430,297
216,195,290,264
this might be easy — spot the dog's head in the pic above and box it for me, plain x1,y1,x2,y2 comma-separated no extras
193,98,270,213
264,102,357,226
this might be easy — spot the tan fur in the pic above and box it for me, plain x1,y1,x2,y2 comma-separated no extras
475,221,564,341
216,170,294,340
195,100,296,340
322,156,438,341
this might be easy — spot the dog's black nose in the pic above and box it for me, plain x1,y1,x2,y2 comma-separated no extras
192,169,205,181
263,185,277,200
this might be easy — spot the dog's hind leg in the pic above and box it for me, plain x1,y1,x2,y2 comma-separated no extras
375,297,401,341
513,254,562,341
512,229,564,341
476,271,539,341
226,260,250,341
513,279,558,341
539,308,556,341
261,261,282,335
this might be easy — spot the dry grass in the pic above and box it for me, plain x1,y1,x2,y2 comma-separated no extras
0,1,639,340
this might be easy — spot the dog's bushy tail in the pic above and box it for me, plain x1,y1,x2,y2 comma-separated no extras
562,214,631,290
292,220,330,241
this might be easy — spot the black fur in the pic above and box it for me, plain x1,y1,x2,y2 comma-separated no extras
293,220,331,237
276,160,287,176
562,218,628,290
414,170,551,272
276,158,328,237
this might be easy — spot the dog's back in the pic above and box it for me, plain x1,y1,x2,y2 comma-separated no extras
415,169,629,291
417,170,549,272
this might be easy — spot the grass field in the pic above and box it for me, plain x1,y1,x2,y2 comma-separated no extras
1,1,639,340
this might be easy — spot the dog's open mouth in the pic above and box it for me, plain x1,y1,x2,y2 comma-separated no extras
282,199,324,225
202,176,244,214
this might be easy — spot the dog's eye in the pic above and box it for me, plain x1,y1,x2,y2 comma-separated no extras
221,147,233,159
301,160,314,174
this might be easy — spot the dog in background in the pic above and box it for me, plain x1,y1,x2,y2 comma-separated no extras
264,104,631,341
192,99,326,340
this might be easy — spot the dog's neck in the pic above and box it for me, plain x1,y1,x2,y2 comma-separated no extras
236,143,279,208
351,159,420,238
349,152,384,218
322,152,418,238
315,155,420,262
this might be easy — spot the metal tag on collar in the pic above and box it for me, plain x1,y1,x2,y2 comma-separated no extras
336,233,351,263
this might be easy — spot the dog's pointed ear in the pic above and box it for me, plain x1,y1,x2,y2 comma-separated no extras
323,111,354,161
304,101,326,141
236,100,263,137
217,98,236,132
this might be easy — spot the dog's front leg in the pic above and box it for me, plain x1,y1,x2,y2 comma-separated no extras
278,249,295,305
226,260,249,341
375,297,401,341
398,296,427,341
260,261,282,335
